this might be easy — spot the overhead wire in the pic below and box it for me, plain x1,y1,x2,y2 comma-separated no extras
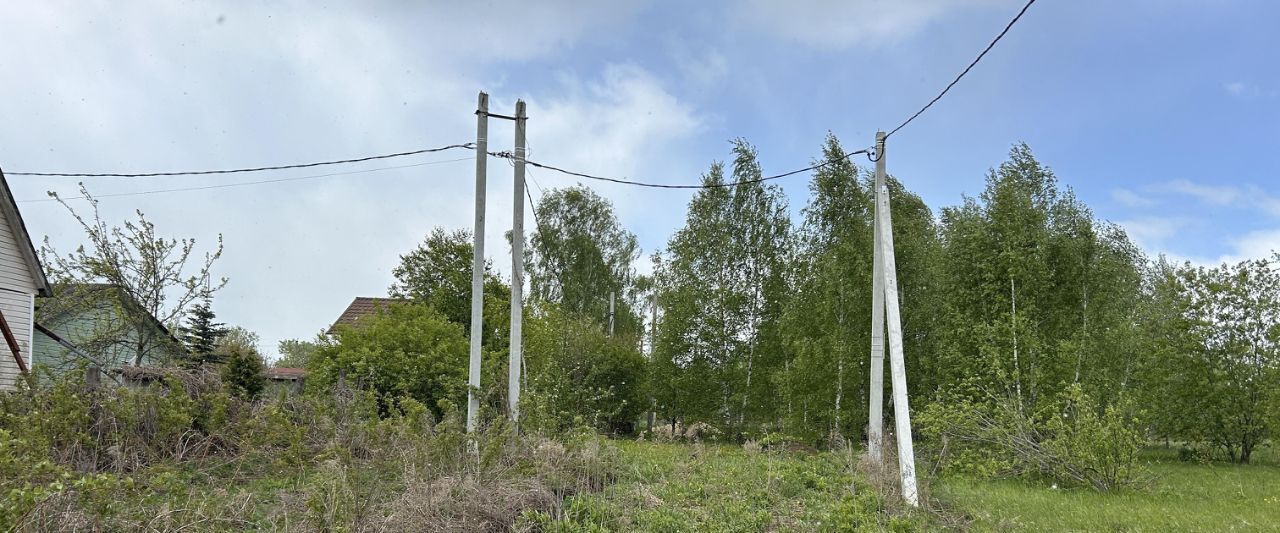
7,0,1034,193
20,156,474,203
485,148,871,190
8,143,474,177
884,0,1036,139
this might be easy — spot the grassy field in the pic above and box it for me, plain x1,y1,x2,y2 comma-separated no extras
935,448,1280,532
548,440,929,532
549,442,1280,532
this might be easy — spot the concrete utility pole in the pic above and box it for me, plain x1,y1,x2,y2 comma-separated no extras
467,92,489,434
868,132,887,462
608,291,616,337
647,293,658,432
869,131,919,506
508,100,527,426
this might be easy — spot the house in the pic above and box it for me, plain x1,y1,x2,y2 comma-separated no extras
33,283,187,373
327,297,405,334
0,169,54,390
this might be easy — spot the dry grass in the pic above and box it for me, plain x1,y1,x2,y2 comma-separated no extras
856,435,971,530
2,375,622,532
382,476,556,532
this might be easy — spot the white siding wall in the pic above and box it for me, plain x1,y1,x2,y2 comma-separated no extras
0,211,38,390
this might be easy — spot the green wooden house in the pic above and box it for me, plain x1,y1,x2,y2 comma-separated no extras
33,283,187,374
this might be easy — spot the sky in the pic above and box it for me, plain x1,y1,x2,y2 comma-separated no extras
1,0,1277,359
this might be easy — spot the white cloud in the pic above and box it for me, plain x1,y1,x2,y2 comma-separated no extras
667,38,730,88
1216,229,1280,265
1117,216,1185,251
523,65,702,179
1159,180,1280,217
513,64,705,254
1246,185,1280,216
0,1,667,358
738,0,1013,49
1111,188,1154,208
1223,81,1261,98
1165,179,1240,206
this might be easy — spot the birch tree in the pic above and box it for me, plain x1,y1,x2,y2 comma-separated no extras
40,185,224,367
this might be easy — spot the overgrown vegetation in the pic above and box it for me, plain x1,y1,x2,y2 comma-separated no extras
544,440,931,532
0,371,618,531
22,134,1280,529
920,385,1147,491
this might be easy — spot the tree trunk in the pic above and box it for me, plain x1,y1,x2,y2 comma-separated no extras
1011,276,1023,410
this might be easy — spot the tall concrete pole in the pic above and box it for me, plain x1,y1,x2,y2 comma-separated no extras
647,293,658,432
508,100,527,426
467,92,489,433
609,291,615,337
868,133,886,462
873,131,919,506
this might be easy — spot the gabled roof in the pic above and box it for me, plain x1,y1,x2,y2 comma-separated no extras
0,169,52,296
327,297,406,334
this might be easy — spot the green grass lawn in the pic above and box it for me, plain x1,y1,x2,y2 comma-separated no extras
547,440,928,532
552,443,1280,532
935,448,1280,532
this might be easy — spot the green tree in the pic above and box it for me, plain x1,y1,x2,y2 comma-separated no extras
936,144,1143,413
275,336,322,368
654,140,792,435
1141,255,1280,463
179,297,226,366
389,227,511,349
220,343,266,400
41,184,225,366
653,164,733,430
528,185,642,336
310,303,469,417
523,303,647,433
780,134,875,438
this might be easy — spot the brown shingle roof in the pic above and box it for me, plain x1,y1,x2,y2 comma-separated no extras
327,297,406,334
266,367,306,381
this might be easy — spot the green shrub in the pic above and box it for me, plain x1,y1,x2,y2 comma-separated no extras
309,302,468,418
523,304,647,435
220,344,267,400
0,367,624,531
920,386,1148,491
1041,385,1146,490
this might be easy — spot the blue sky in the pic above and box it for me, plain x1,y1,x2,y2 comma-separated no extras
1,1,1277,357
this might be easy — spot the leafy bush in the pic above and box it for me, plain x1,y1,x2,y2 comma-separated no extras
309,302,468,417
919,385,1148,491
219,343,266,400
523,304,647,434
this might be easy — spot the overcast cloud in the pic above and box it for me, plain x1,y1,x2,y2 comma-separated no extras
3,1,1278,357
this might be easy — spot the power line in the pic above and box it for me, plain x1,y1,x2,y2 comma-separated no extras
7,0,1035,191
885,0,1037,139
500,0,1034,184
20,156,474,203
8,143,474,178
489,148,870,190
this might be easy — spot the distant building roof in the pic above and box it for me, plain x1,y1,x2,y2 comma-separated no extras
327,297,406,334
266,367,306,381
